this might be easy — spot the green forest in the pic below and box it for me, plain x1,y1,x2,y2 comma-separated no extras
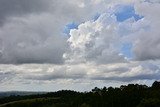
0,81,160,107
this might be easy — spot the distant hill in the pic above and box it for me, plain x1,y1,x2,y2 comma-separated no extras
0,91,47,98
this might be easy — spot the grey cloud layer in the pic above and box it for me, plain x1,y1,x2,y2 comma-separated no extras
0,0,65,64
0,61,159,85
0,0,53,26
0,14,67,64
132,1,160,61
0,71,16,83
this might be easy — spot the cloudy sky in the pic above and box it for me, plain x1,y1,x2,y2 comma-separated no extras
0,0,160,91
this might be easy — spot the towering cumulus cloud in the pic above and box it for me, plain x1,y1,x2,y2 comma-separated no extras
64,13,125,64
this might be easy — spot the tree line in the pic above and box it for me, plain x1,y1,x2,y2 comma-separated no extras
0,81,160,107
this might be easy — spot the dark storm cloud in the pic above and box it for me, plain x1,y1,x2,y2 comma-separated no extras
0,14,67,64
0,0,68,64
0,0,52,26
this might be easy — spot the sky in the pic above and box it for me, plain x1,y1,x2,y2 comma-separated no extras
0,0,160,92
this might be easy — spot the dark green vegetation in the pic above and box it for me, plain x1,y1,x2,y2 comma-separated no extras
0,81,160,107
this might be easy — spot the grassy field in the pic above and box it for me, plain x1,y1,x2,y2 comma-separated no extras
0,97,61,107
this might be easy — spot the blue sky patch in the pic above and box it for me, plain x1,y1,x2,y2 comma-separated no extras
115,5,143,22
63,22,78,35
93,13,101,21
121,43,133,59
